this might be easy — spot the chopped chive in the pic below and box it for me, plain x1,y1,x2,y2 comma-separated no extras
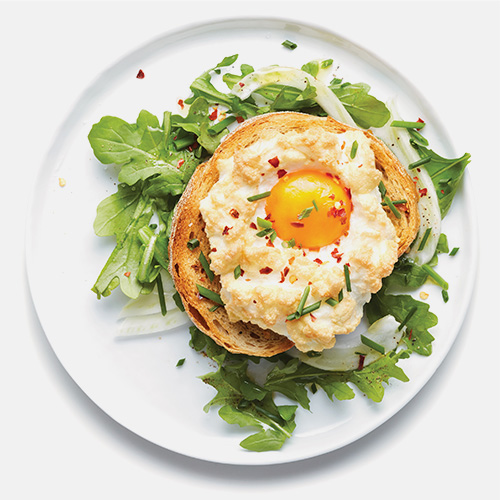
282,238,295,248
409,138,421,150
209,304,221,312
390,120,426,129
378,181,387,198
176,358,186,367
173,135,196,150
207,115,237,135
442,290,449,303
199,251,214,281
408,157,431,169
196,284,224,305
350,140,359,159
338,289,344,302
282,39,297,50
408,128,429,146
300,300,322,316
418,228,432,251
156,273,167,316
257,217,273,228
397,306,417,331
298,207,313,220
422,264,449,290
297,285,310,317
234,265,242,279
449,247,460,256
325,297,338,307
343,264,351,292
312,199,319,211
187,238,200,250
321,59,333,68
383,196,402,219
382,199,407,206
269,229,277,243
172,291,185,312
360,334,385,355
256,227,274,237
247,191,271,202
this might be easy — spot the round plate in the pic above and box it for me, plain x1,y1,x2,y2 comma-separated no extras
26,17,476,465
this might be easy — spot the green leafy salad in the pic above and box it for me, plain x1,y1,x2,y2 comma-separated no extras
88,53,470,452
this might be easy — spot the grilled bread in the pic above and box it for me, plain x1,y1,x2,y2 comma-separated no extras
169,112,420,356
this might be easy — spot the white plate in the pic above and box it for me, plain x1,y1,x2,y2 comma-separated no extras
26,17,476,465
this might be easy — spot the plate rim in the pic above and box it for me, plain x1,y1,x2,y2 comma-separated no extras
25,15,478,466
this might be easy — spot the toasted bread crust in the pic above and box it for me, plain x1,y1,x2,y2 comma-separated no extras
169,160,294,356
169,112,419,356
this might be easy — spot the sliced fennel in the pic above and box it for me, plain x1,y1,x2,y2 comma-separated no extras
115,271,189,337
231,65,357,127
116,307,189,337
374,99,441,265
289,315,403,372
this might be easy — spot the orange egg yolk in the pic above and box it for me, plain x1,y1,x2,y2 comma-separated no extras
265,169,352,249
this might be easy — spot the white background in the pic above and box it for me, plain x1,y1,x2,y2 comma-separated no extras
2,0,498,498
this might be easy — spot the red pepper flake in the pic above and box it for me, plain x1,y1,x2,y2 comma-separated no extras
357,354,366,371
328,206,347,220
314,258,323,265
187,141,199,152
209,108,218,121
222,226,232,236
290,222,304,228
408,330,413,340
136,69,145,79
211,248,217,253
331,248,343,263
268,156,280,168
266,238,275,247
236,116,244,123
325,172,334,178
259,267,273,275
229,208,240,218
416,118,425,130
238,82,245,88
124,271,131,277
177,159,185,168
310,314,317,322
419,187,428,197
441,189,445,194
178,99,184,109
277,169,287,178
249,222,258,230
279,266,290,283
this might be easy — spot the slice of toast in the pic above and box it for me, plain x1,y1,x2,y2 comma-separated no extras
169,112,420,357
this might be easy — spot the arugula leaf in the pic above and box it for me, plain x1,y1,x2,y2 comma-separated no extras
365,286,437,356
93,182,142,237
89,109,206,299
329,79,391,128
349,350,410,402
191,327,297,451
385,233,449,289
412,144,471,217
92,196,154,299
